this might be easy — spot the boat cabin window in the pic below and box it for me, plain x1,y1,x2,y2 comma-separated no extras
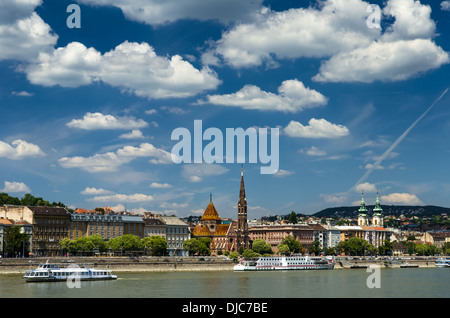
35,272,48,276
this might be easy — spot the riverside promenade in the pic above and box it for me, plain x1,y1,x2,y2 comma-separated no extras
0,256,235,273
0,256,437,274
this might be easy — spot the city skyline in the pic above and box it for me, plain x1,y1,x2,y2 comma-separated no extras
1,0,450,219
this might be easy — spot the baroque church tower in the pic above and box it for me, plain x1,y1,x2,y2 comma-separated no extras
358,190,369,226
236,167,250,250
357,190,384,227
372,190,384,227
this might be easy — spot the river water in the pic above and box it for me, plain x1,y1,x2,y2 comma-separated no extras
0,267,448,298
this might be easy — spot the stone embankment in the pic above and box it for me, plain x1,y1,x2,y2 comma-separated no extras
0,256,437,274
0,256,235,274
334,258,436,269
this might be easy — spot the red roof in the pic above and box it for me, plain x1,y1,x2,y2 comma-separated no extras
0,219,13,225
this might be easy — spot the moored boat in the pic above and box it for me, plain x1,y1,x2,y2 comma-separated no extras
435,258,450,268
234,255,334,271
23,260,117,282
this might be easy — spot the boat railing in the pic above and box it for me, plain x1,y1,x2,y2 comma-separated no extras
34,262,98,270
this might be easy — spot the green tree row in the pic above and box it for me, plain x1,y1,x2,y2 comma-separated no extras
332,237,395,256
2,226,29,257
182,237,212,256
182,236,293,259
59,234,168,256
403,241,445,256
0,193,67,210
230,236,405,259
251,236,447,257
225,235,303,260
336,237,379,256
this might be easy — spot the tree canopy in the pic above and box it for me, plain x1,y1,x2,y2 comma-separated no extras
59,234,170,256
3,225,29,257
289,211,298,224
338,237,374,256
142,236,168,256
183,237,211,256
251,239,273,255
0,192,67,209
280,235,302,254
59,235,107,255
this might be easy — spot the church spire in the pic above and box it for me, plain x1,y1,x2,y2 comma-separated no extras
237,166,249,250
373,189,383,213
239,166,246,206
358,190,368,213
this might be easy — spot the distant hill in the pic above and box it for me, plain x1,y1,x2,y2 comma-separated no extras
312,205,450,219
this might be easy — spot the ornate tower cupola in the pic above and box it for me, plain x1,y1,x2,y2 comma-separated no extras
199,193,222,235
372,190,384,226
358,190,369,226
236,167,250,250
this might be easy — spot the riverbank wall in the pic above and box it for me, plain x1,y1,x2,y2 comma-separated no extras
0,257,236,274
334,259,436,269
0,256,438,274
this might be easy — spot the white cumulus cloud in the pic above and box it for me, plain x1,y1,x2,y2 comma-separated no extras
0,139,46,159
283,118,349,139
0,181,31,193
442,1,450,11
210,0,378,68
150,182,173,189
99,41,221,99
381,192,424,205
116,143,172,164
26,42,101,87
0,10,57,62
206,0,448,83
76,0,264,25
196,79,327,113
58,143,172,173
26,41,221,99
382,0,436,41
80,187,114,195
67,112,148,130
0,0,42,23
119,130,145,140
355,182,378,193
313,39,449,83
87,193,154,202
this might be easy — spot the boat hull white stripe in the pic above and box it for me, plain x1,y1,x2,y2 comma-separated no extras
234,256,335,271
23,262,118,282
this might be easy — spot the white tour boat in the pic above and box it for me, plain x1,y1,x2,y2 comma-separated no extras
234,255,335,271
435,258,450,268
23,261,118,282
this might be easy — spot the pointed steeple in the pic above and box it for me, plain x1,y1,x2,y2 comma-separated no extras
358,190,368,213
373,189,383,214
201,194,221,221
238,166,246,207
372,189,384,226
237,166,249,250
357,190,369,226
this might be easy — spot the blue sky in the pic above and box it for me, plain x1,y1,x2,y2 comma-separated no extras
1,0,449,219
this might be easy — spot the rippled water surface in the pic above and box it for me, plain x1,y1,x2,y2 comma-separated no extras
0,268,448,298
